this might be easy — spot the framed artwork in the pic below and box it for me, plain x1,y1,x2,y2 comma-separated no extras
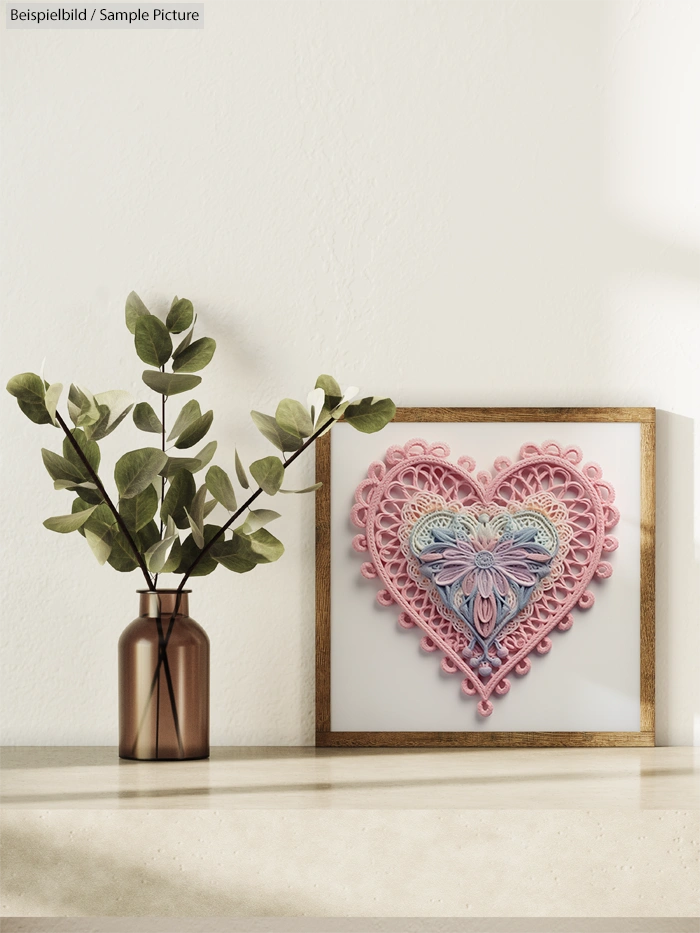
315,408,655,747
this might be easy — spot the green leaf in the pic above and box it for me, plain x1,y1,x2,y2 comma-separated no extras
107,530,140,572
184,486,207,547
167,400,201,442
159,447,214,478
315,374,342,399
17,397,54,425
82,405,110,441
191,441,217,471
137,519,161,553
235,449,249,488
125,291,150,334
248,527,284,563
238,508,280,533
175,524,222,576
114,448,168,499
315,375,342,425
205,465,237,511
327,386,358,421
249,456,284,496
53,479,97,492
84,502,117,533
43,506,98,533
203,498,218,518
133,402,163,434
166,298,194,334
119,484,159,533
173,318,196,357
42,448,84,484
210,534,257,574
279,482,322,494
250,411,302,453
71,497,94,536
135,315,173,367
142,371,202,397
67,384,101,428
161,468,196,528
63,428,100,476
160,455,202,479
344,396,397,433
145,529,179,573
217,526,284,567
172,337,216,373
86,392,133,441
190,484,207,529
184,512,203,548
174,410,213,450
275,398,314,438
44,383,63,425
7,372,46,403
159,537,183,573
7,372,56,425
61,431,104,504
84,526,113,565
75,486,103,506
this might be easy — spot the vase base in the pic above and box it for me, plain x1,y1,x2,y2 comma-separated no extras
119,751,210,762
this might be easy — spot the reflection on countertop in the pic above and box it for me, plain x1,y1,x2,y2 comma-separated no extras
1,745,697,809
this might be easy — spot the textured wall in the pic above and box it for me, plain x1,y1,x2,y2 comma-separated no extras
1,1,698,746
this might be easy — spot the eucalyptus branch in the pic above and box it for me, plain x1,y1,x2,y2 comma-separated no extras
179,418,330,587
55,411,154,590
153,372,167,589
160,381,166,518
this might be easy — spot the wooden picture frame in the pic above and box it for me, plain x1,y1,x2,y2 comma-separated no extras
316,407,655,748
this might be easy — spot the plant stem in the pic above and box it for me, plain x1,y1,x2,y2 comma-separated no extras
55,411,154,590
153,377,167,589
155,611,184,756
151,382,168,737
178,419,330,586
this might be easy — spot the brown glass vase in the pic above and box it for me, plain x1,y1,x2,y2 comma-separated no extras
119,590,209,761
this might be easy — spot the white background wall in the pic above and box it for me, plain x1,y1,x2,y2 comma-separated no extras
1,0,698,746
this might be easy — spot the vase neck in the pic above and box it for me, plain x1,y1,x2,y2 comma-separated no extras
138,590,190,618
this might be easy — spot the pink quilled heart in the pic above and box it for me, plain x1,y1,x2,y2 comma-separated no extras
351,439,620,717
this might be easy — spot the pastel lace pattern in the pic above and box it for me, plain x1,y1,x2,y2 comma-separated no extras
351,439,619,717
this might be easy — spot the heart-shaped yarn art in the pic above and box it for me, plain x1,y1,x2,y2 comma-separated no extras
351,439,620,717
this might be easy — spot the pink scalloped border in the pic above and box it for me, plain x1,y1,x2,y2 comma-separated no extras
351,439,620,716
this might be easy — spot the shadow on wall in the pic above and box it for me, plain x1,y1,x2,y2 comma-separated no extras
655,412,699,746
0,822,314,917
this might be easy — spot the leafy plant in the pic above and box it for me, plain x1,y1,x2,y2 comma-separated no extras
7,292,396,756
7,290,395,590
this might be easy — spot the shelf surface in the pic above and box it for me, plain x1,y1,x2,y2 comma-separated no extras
1,745,698,809
1,747,698,918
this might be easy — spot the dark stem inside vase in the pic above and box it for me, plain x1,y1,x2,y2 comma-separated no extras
119,590,209,761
